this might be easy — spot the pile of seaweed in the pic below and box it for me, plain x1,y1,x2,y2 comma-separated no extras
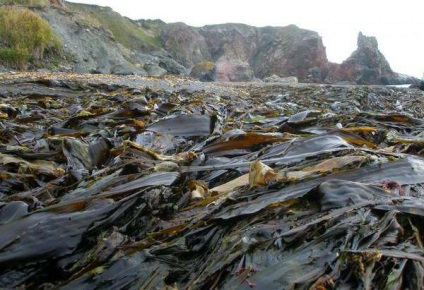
1,73,423,289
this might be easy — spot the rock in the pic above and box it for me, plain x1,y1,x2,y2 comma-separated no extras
14,3,420,84
49,0,65,6
391,73,421,85
252,25,328,81
215,58,254,82
263,75,298,84
161,22,211,68
90,68,105,74
331,32,395,85
419,81,424,91
0,65,8,73
190,61,216,82
111,65,146,76
144,63,168,76
162,23,328,82
200,24,328,82
37,4,185,77
154,53,187,75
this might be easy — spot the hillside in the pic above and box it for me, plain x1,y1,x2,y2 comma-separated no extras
0,1,419,84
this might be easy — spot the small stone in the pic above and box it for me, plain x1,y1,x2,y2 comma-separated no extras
154,161,179,172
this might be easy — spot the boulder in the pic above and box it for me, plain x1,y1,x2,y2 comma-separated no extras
190,61,216,82
144,63,167,76
111,64,146,76
215,58,254,82
263,75,298,84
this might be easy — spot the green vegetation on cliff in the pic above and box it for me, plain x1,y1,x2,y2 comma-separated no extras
0,7,61,69
67,3,161,51
0,0,49,7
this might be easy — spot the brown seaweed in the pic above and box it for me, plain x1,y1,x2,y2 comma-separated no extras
0,72,423,289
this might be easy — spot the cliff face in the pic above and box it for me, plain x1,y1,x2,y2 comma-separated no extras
37,3,185,76
199,24,257,81
161,24,416,84
252,26,328,81
161,22,211,68
161,24,328,82
5,2,418,84
330,32,396,84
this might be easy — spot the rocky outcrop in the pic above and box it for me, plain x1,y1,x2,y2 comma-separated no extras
252,25,328,81
37,4,185,76
18,3,418,84
39,8,144,74
161,24,328,82
161,25,418,84
199,24,257,81
326,32,420,85
161,23,210,68
189,61,216,81
331,32,395,84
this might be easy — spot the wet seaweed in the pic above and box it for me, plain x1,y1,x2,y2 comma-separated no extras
0,73,423,289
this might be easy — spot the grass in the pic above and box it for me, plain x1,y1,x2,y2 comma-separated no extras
67,3,161,51
0,0,50,7
0,6,61,69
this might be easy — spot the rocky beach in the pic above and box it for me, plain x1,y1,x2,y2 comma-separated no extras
0,0,423,289
0,72,423,288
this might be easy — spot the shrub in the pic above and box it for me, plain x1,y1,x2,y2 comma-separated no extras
0,47,21,66
0,7,61,69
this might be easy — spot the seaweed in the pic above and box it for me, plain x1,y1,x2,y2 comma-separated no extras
0,72,423,289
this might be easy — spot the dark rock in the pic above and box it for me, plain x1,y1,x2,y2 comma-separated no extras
419,81,424,90
90,69,104,74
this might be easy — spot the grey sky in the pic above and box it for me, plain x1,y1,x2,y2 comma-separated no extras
68,0,423,78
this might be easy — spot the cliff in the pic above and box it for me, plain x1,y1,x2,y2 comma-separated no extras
328,32,417,85
159,23,328,82
0,1,418,85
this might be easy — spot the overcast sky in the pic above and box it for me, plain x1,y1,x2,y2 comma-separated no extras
68,0,423,78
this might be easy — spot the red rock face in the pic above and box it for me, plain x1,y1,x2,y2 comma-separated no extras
160,24,417,84
161,23,329,82
253,25,329,82
215,58,254,82
161,23,211,68
329,32,397,84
